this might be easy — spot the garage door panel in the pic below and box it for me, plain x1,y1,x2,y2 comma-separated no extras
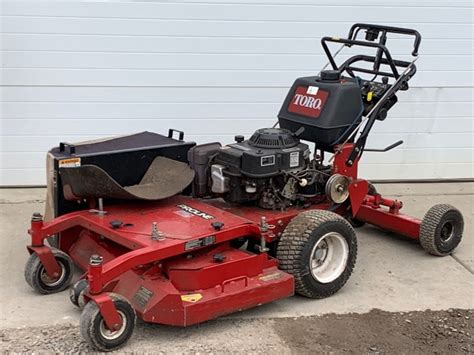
2,16,471,39
3,51,471,72
2,87,472,103
1,118,471,138
1,102,472,119
3,2,471,23
360,163,473,180
2,35,471,56
1,68,471,87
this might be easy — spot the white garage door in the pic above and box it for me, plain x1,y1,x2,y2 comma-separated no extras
1,0,473,186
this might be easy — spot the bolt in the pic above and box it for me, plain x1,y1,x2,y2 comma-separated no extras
31,212,43,222
151,222,165,241
89,254,103,266
53,272,59,278
260,216,268,232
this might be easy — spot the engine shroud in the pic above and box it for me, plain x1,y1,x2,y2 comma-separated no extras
214,128,310,178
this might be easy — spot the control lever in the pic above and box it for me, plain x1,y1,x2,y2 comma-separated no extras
365,140,403,152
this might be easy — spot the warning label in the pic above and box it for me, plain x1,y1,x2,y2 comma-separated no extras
58,158,81,168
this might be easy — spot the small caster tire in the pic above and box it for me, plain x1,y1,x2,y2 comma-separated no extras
277,210,357,299
70,279,88,308
24,248,74,294
80,293,136,352
420,204,464,256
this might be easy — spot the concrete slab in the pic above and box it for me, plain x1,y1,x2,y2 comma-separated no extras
0,183,472,329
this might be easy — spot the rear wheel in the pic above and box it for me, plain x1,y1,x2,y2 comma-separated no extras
80,293,136,352
24,248,73,294
277,210,357,298
420,204,464,256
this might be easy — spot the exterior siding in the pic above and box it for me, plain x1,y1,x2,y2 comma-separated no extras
1,0,473,185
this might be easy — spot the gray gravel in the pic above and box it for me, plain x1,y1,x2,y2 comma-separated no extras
0,318,290,354
1,309,472,354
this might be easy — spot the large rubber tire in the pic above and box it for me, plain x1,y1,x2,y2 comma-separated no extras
69,279,88,308
420,204,464,256
277,210,357,299
24,248,74,294
348,182,377,228
80,293,136,352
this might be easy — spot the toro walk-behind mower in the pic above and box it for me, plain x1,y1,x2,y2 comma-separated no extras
24,24,464,351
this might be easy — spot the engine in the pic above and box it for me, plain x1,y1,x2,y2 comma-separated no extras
189,128,332,209
187,70,365,209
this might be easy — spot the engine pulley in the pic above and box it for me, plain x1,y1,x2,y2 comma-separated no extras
325,174,350,204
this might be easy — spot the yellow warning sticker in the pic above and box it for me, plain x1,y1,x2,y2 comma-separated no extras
181,293,203,303
59,157,81,168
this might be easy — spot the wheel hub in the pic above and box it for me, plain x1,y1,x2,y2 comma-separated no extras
440,221,454,242
40,262,66,287
312,240,328,266
309,232,349,284
99,310,127,340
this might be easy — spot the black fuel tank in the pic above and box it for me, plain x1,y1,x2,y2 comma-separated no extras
278,71,363,150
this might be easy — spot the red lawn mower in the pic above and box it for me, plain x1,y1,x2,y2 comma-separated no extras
24,24,464,351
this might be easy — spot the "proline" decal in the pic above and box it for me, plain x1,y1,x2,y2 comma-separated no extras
176,204,215,220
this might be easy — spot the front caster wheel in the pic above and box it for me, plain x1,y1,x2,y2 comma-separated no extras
69,279,88,308
80,293,136,352
277,210,357,299
24,248,74,294
420,204,464,256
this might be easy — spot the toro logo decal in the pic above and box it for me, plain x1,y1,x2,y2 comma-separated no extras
177,204,215,220
288,86,329,118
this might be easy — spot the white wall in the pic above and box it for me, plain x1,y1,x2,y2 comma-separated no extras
1,0,473,185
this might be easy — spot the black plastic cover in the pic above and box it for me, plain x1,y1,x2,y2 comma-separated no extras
278,75,363,150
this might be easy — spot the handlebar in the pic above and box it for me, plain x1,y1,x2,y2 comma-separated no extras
320,23,421,80
348,23,421,56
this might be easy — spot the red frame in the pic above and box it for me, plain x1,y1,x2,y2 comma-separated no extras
26,144,424,330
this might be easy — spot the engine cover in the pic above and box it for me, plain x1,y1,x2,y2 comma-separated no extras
214,128,310,178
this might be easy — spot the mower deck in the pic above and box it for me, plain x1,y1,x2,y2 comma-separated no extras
27,188,426,327
31,195,309,325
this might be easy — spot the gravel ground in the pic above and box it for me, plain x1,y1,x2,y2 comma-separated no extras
0,309,472,354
